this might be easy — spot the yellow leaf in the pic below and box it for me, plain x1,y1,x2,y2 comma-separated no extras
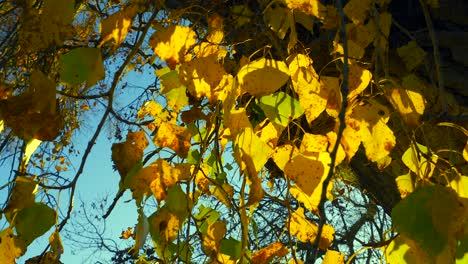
203,221,226,255
272,144,299,171
385,235,431,264
284,152,331,195
99,3,139,47
49,229,63,257
247,174,264,206
210,183,234,208
322,250,344,264
237,58,289,97
384,76,427,128
234,127,273,178
111,131,148,182
323,76,342,119
149,208,180,244
289,207,334,249
285,0,329,23
346,23,375,49
254,120,284,148
153,122,192,158
0,228,26,263
131,209,149,256
343,0,373,25
340,123,362,162
179,54,227,102
325,131,346,165
300,133,329,154
349,101,396,162
402,142,438,179
397,40,427,71
224,108,252,136
464,141,468,162
252,242,289,264
149,25,197,69
131,159,190,201
288,54,328,123
450,175,468,199
395,172,414,198
347,64,372,102
165,86,189,112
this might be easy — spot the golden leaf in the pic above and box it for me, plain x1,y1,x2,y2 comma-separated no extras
99,3,140,47
154,122,192,158
374,12,392,53
290,174,333,215
254,120,284,148
348,101,396,162
179,54,227,102
131,159,189,202
395,172,414,198
322,250,344,264
347,64,372,102
224,108,252,136
210,183,234,208
384,77,426,128
325,131,346,165
284,152,331,195
234,127,273,178
252,242,289,264
149,208,180,244
289,207,334,249
272,144,299,171
149,25,197,69
49,229,63,257
300,133,329,154
402,142,438,179
0,228,26,263
237,58,289,97
203,221,226,255
463,141,468,162
111,131,148,183
288,54,328,123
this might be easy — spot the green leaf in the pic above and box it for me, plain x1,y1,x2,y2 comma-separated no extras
165,185,191,220
59,47,105,87
187,149,200,165
14,202,56,245
220,237,242,260
258,91,304,127
195,205,220,235
391,185,462,257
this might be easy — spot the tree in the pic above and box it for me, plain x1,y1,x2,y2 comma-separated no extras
0,0,467,263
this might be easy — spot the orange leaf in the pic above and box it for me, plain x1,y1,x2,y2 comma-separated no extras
252,242,289,264
153,122,192,158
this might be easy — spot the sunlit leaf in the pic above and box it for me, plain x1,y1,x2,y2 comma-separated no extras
258,91,304,127
59,47,105,87
402,142,438,179
395,172,414,198
300,133,329,154
225,108,252,136
252,242,289,264
385,235,430,264
14,202,56,245
203,221,226,256
234,127,273,178
322,250,344,264
288,54,328,123
284,152,331,195
289,207,334,249
99,3,141,47
153,122,192,158
149,25,197,69
237,58,289,97
348,100,396,162
0,228,25,263
347,64,372,102
179,54,227,102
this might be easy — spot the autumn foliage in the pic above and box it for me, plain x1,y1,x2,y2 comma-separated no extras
0,0,467,263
